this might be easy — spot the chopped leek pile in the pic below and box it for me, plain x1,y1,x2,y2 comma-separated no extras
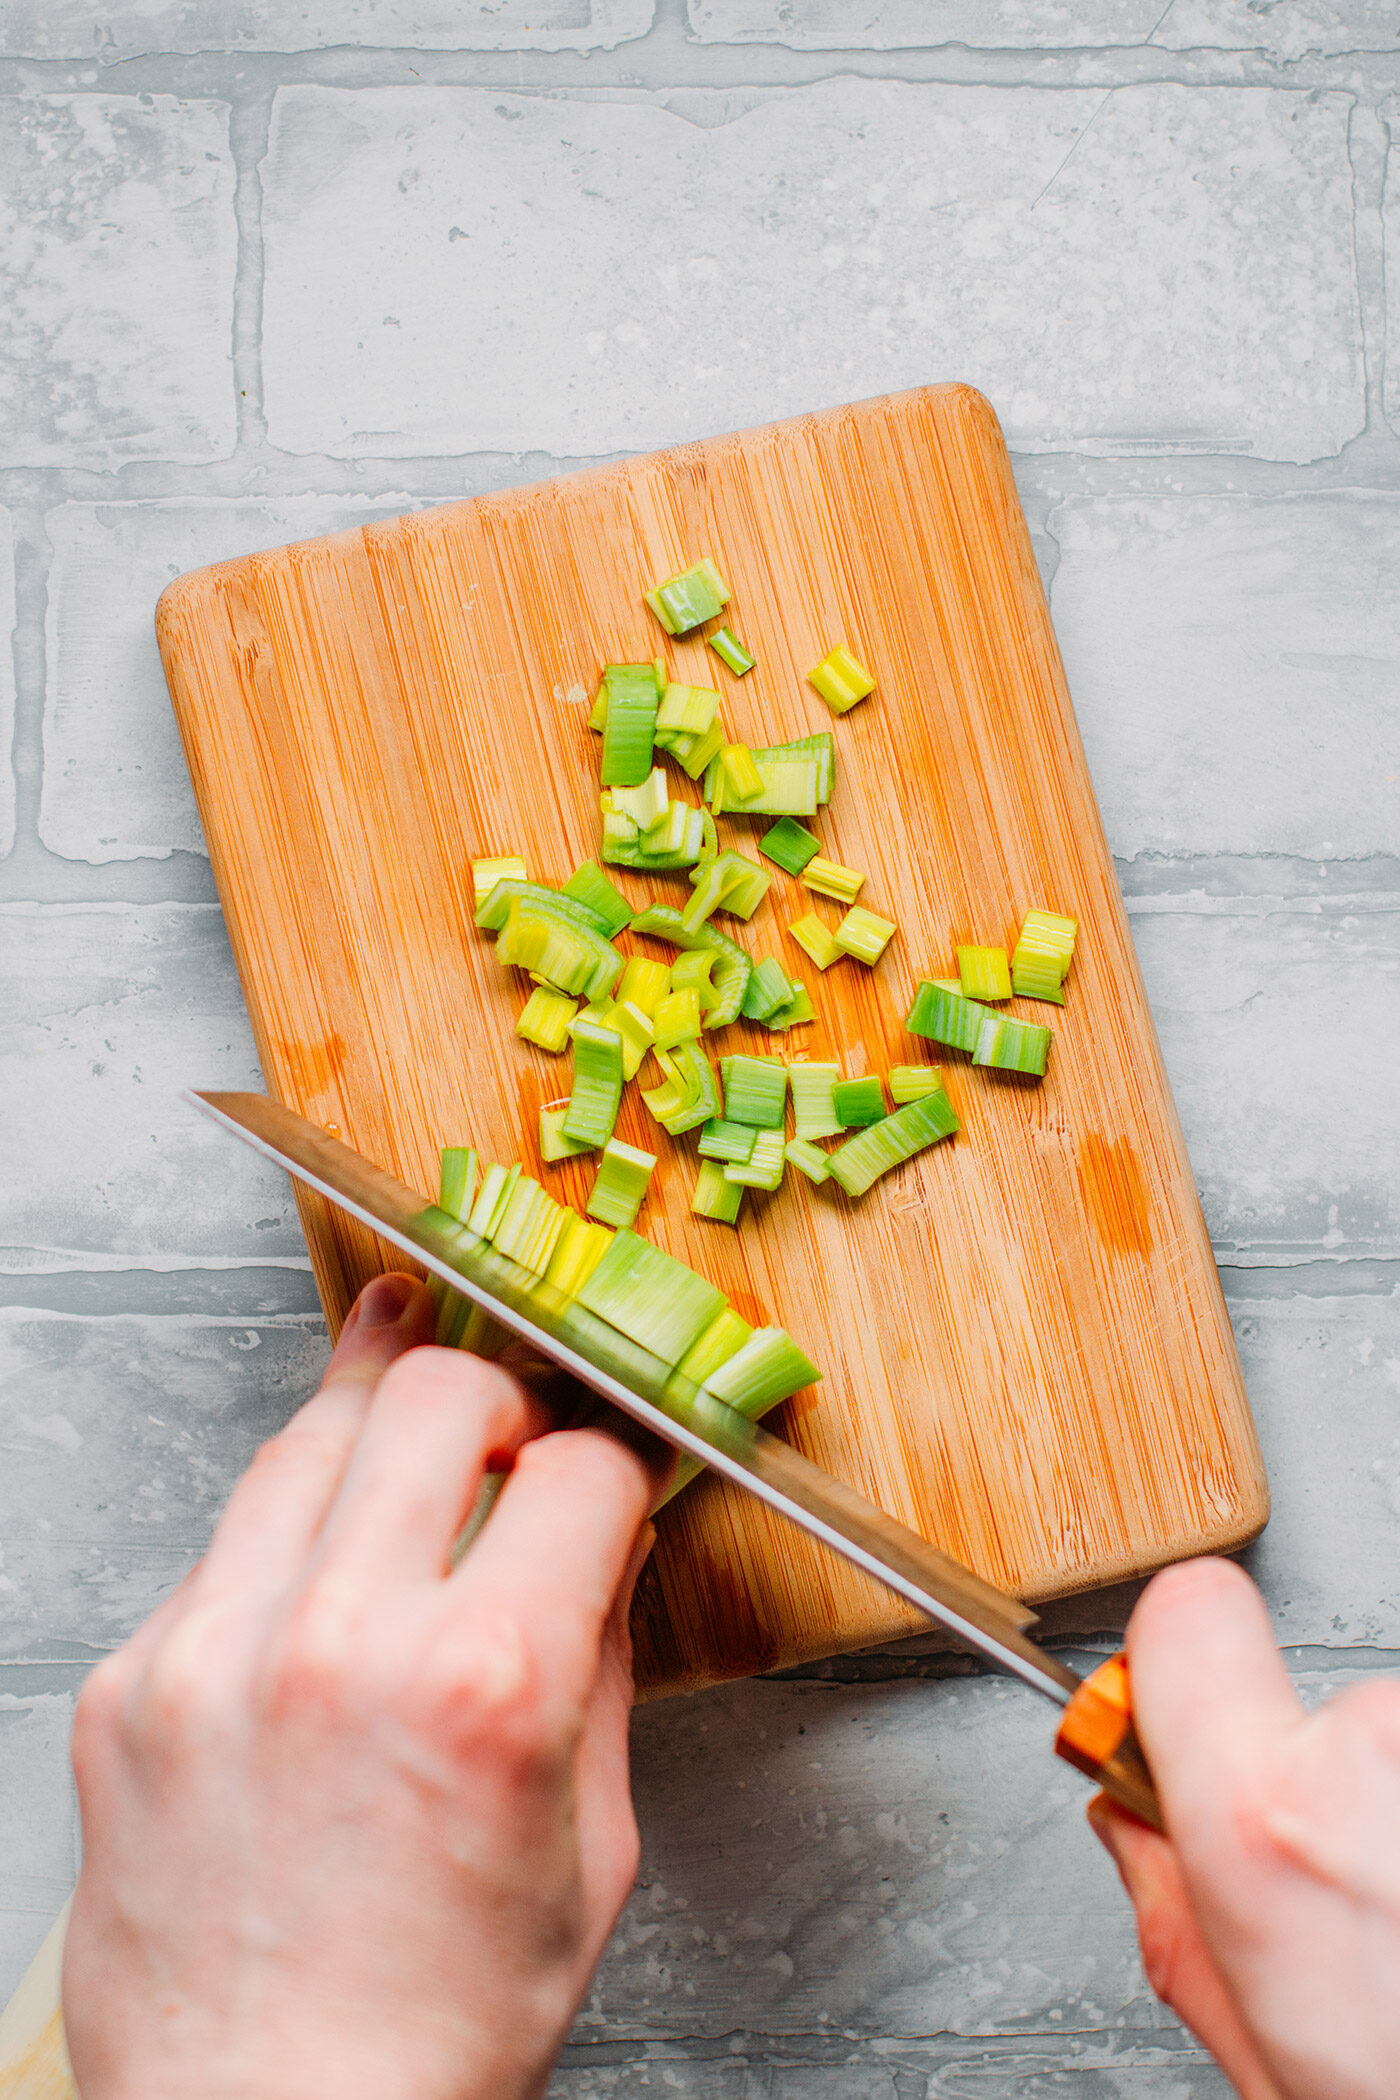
457,545,1082,1503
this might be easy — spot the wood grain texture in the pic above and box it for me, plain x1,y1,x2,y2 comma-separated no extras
156,384,1268,1696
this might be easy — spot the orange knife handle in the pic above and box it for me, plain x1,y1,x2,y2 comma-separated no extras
1054,1652,1164,1832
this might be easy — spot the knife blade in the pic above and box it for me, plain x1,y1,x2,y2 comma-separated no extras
189,1089,1162,1826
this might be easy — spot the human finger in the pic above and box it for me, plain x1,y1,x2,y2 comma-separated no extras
572,1522,653,1919
308,1347,550,1583
1126,1559,1301,1827
452,1427,655,1716
191,1274,438,1606
1089,1799,1287,2100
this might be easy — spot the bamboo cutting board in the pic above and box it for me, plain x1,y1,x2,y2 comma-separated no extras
156,384,1267,1696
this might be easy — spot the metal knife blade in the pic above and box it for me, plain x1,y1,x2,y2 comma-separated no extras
188,1090,1080,1708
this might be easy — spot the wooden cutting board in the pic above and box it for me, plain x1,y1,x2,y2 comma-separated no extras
156,383,1267,1697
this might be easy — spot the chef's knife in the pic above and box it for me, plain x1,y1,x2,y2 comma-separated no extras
190,1089,1161,1830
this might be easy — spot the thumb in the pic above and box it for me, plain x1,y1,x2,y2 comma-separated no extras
321,1273,439,1397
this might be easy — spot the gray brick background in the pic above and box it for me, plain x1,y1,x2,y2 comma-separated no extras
2,6,1397,2093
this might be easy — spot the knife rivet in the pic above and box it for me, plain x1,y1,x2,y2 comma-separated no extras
324,1122,341,1137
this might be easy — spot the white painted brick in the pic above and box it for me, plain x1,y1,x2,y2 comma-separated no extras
260,82,1361,466
687,1,1164,45
0,96,235,469
0,1693,76,2004
0,0,652,60
0,510,14,860
1051,494,1400,862
1155,1,1400,59
0,904,304,1263
0,1312,326,1668
41,499,411,864
1234,1291,1400,1647
687,0,1400,55
1139,907,1400,1261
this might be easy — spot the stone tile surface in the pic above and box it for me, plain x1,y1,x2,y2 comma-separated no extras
0,0,652,59
1050,494,1400,863
685,1,1164,44
686,0,1400,54
1232,1288,1400,1644
0,904,302,1265
0,1693,77,1997
549,2044,1233,2098
260,82,1362,464
0,97,236,470
41,500,412,864
0,1311,326,1664
564,1662,1376,2043
1154,1,1400,58
0,509,14,861
1137,906,1400,1261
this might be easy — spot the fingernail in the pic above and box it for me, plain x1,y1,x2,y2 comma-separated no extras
355,1273,417,1328
1087,1796,1124,1864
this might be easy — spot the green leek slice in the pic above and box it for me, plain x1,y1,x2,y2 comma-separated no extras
586,1139,656,1229
607,766,669,831
691,1158,744,1225
627,905,753,1029
438,1146,479,1221
472,855,527,906
759,817,821,875
475,877,613,938
718,742,764,804
599,662,662,788
561,1019,624,1147
957,945,1012,1002
669,949,719,1011
827,1087,960,1197
515,985,577,1054
834,905,895,966
468,1161,521,1238
491,1176,568,1276
704,1326,821,1409
889,1063,943,1104
756,733,835,804
681,849,771,931
739,955,793,1022
616,954,670,1015
972,1012,1052,1077
656,682,722,737
764,980,814,1032
783,1137,831,1185
576,1228,726,1364
721,1053,787,1129
905,981,992,1054
789,1061,841,1140
788,912,842,971
832,1074,885,1128
544,1212,613,1301
711,753,819,816
539,1106,593,1162
723,1128,786,1191
562,861,633,939
645,558,730,637
708,626,755,676
667,719,726,781
697,1117,758,1163
652,987,702,1050
1011,907,1077,1003
802,856,864,905
807,644,874,715
498,903,622,1001
672,1307,753,1387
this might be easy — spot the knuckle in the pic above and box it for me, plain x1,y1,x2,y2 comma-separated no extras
1135,1893,1191,2009
71,1655,131,1776
428,1619,571,1782
129,1620,236,1755
257,1586,372,1724
376,1345,523,1425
